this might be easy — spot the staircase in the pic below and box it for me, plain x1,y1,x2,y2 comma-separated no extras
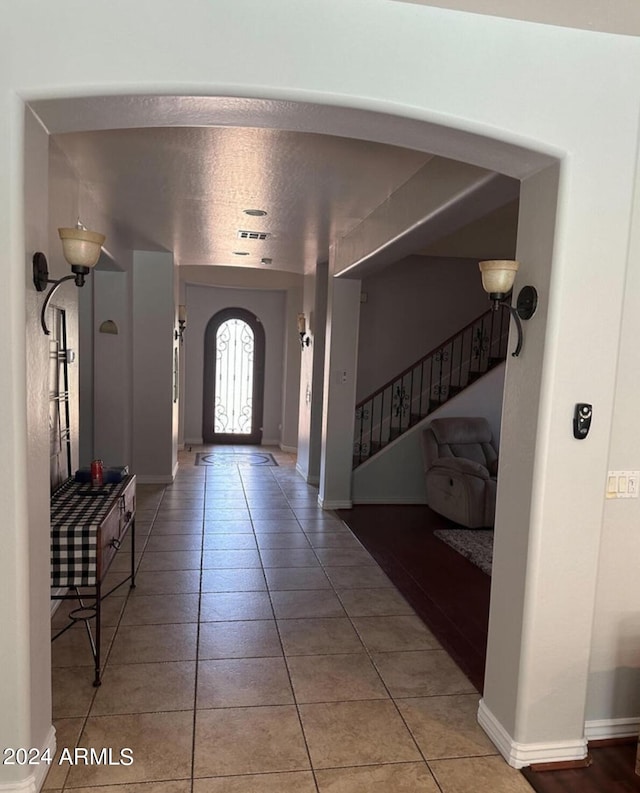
353,307,509,468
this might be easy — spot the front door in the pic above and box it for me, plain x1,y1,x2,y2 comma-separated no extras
203,307,265,444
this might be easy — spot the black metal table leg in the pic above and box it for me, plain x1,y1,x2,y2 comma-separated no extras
93,580,102,687
130,517,136,589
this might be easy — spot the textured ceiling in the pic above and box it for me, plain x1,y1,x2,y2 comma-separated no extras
393,0,640,36
52,126,432,274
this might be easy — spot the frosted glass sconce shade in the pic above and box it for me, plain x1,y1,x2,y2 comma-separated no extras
58,227,105,268
479,260,519,297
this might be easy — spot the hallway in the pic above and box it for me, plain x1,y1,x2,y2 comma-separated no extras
47,446,532,792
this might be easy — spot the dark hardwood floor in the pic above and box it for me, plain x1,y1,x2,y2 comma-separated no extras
338,503,640,793
337,503,490,691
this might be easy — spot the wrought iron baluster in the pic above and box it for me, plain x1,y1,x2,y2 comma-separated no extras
462,326,471,386
357,404,365,465
488,308,495,364
502,305,508,356
369,390,375,457
409,369,414,427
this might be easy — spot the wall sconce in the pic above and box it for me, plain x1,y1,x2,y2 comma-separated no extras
33,223,105,336
297,313,311,350
479,260,538,358
175,305,187,344
99,320,119,335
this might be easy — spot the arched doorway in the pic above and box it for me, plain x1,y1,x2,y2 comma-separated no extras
203,307,265,444
15,40,576,764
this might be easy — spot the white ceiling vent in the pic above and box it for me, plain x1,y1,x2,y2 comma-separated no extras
237,229,270,241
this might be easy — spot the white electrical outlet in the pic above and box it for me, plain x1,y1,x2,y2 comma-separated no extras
606,470,640,499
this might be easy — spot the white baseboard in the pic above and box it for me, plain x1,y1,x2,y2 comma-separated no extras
295,463,319,486
279,443,297,454
184,437,203,446
135,474,176,485
585,717,640,741
478,700,588,769
0,725,56,792
317,497,352,510
172,460,179,480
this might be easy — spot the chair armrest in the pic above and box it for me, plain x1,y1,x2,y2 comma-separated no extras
429,457,490,480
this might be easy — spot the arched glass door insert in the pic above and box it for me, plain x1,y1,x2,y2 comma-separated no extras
203,308,265,444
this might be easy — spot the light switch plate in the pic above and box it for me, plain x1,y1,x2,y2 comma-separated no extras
606,470,640,499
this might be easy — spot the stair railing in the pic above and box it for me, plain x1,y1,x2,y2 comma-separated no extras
353,307,509,467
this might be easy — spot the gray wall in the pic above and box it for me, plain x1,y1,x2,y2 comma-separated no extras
357,256,489,401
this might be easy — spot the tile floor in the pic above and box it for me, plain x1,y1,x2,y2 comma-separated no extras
47,446,534,793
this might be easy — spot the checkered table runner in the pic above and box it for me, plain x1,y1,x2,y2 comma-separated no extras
50,477,131,587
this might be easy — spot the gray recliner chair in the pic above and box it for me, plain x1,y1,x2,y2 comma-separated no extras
421,417,498,528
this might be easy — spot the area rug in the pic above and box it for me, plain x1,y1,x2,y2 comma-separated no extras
433,528,494,575
195,452,278,467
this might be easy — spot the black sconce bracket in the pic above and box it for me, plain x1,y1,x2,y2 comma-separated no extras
491,285,538,357
33,252,89,336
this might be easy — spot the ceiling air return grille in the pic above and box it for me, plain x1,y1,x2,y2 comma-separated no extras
237,230,270,241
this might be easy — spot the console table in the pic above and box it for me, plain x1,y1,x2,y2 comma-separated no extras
50,474,136,686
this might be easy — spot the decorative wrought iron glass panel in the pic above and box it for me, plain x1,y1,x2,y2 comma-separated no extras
214,318,254,434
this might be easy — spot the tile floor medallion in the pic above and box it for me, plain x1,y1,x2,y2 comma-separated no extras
45,445,534,793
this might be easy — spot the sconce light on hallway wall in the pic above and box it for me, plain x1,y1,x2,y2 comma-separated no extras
479,260,538,358
297,313,311,350
175,305,187,344
99,320,119,335
33,222,105,336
